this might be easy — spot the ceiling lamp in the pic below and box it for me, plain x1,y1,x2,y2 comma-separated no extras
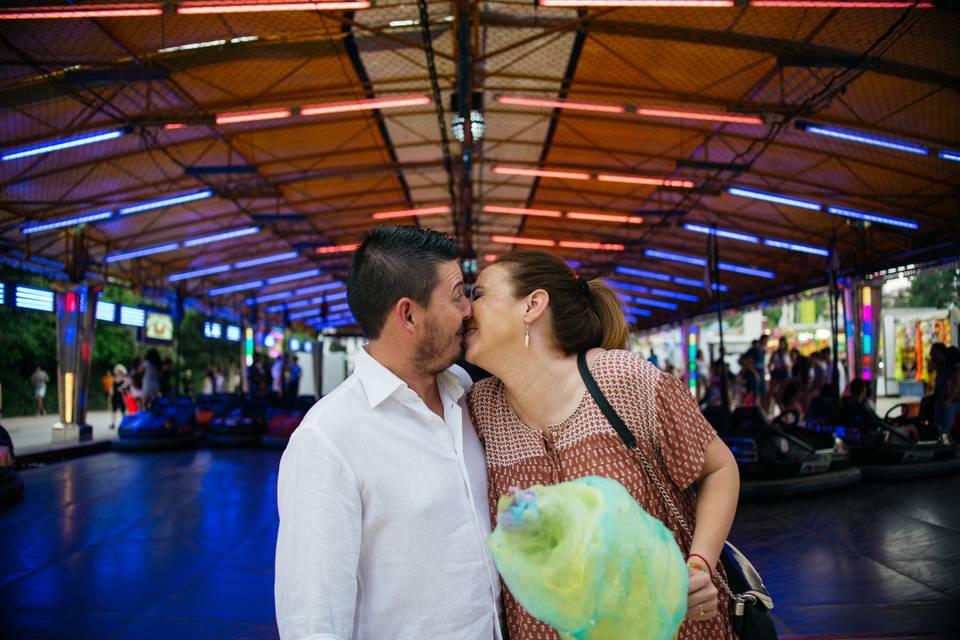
495,95,762,125
450,92,484,143
371,205,451,220
2,128,125,162
795,120,928,155
177,1,371,14
0,4,163,19
482,205,562,218
538,0,734,6
303,95,430,116
492,166,590,180
315,243,358,255
21,210,114,235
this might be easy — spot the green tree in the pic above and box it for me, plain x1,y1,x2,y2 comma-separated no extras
902,269,959,309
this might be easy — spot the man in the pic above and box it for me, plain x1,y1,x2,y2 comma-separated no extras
275,226,502,640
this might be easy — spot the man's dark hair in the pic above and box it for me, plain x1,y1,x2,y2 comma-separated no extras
347,225,460,339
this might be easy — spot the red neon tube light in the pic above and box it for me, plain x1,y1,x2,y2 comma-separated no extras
315,243,358,255
636,107,764,126
490,235,556,248
558,240,625,251
483,254,499,262
178,1,370,14
597,173,695,189
216,108,292,125
371,205,451,220
483,205,562,219
0,4,163,19
495,96,625,114
751,1,931,7
567,211,644,224
539,0,734,6
492,166,591,181
302,95,430,117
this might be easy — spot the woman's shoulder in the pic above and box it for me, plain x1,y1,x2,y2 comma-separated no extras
467,375,503,410
592,349,660,380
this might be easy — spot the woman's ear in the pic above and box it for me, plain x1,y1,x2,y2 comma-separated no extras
524,289,550,325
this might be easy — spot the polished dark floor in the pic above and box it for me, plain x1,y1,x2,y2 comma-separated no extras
1,449,958,639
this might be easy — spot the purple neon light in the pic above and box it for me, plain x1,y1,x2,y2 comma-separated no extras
3,128,124,162
208,280,263,296
168,264,231,282
183,226,260,247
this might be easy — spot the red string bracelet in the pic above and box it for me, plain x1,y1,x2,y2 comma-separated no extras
687,553,710,572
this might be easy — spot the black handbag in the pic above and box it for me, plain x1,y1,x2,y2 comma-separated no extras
577,351,777,639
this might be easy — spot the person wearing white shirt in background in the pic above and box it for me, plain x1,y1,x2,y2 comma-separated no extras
275,226,503,640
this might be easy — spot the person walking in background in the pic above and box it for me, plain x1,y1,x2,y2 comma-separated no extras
110,364,128,429
31,365,49,416
285,357,301,400
142,349,162,409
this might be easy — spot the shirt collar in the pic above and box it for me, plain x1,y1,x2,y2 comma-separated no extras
355,346,466,409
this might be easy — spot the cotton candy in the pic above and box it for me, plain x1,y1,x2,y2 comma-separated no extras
489,476,687,640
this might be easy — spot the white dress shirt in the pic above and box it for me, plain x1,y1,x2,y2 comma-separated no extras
276,346,503,640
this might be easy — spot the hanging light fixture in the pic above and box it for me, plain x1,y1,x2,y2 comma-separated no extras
450,92,484,143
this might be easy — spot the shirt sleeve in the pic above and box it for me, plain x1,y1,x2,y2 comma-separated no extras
654,371,718,490
276,426,361,640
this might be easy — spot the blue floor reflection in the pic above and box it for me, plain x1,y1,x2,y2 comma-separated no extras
1,448,959,639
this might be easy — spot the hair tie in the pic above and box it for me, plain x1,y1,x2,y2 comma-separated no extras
577,276,590,296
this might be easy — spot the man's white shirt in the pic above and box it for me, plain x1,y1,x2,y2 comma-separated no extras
275,346,502,640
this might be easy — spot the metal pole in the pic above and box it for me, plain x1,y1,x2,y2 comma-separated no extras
710,229,729,413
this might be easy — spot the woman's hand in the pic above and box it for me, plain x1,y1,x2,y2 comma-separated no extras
685,567,719,621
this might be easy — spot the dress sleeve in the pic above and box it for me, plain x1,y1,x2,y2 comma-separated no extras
653,371,718,489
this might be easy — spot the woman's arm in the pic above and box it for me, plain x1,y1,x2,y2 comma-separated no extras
685,436,739,620
689,436,739,569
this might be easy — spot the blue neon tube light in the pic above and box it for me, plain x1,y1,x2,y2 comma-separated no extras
183,226,260,247
2,129,124,162
727,187,821,211
267,269,321,285
245,280,345,305
682,223,759,244
234,251,298,270
644,249,707,266
119,190,213,215
762,238,830,257
717,262,775,279
614,266,671,281
325,291,348,301
209,280,263,296
651,288,699,302
629,296,679,311
169,264,231,282
606,280,649,294
797,121,928,156
289,308,323,320
940,149,960,163
328,302,351,313
21,209,114,235
826,205,919,230
621,306,653,317
105,242,180,263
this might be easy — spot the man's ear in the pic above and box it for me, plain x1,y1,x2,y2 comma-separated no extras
524,289,550,325
391,297,417,337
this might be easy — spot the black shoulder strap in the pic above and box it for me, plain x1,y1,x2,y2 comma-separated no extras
577,350,637,449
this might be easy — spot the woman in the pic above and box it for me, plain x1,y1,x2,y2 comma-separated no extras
109,364,128,429
769,337,792,412
465,252,739,640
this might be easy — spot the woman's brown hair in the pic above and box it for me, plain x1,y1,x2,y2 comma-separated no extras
495,251,629,355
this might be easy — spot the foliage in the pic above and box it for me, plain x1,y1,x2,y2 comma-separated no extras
762,306,783,329
898,269,959,309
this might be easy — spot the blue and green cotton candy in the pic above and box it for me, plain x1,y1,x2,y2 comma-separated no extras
489,476,687,640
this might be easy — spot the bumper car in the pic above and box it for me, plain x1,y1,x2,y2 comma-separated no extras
262,395,316,448
774,409,853,472
0,424,24,506
113,396,201,451
194,393,239,431
208,397,268,446
821,402,959,480
719,407,861,498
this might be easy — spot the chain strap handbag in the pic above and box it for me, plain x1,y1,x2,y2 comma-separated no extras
577,351,777,639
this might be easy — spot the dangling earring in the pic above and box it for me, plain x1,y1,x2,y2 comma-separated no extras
524,323,530,349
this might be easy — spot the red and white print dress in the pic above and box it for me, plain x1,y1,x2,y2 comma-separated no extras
468,349,737,640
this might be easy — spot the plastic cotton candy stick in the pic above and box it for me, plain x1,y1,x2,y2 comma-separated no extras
489,476,687,640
